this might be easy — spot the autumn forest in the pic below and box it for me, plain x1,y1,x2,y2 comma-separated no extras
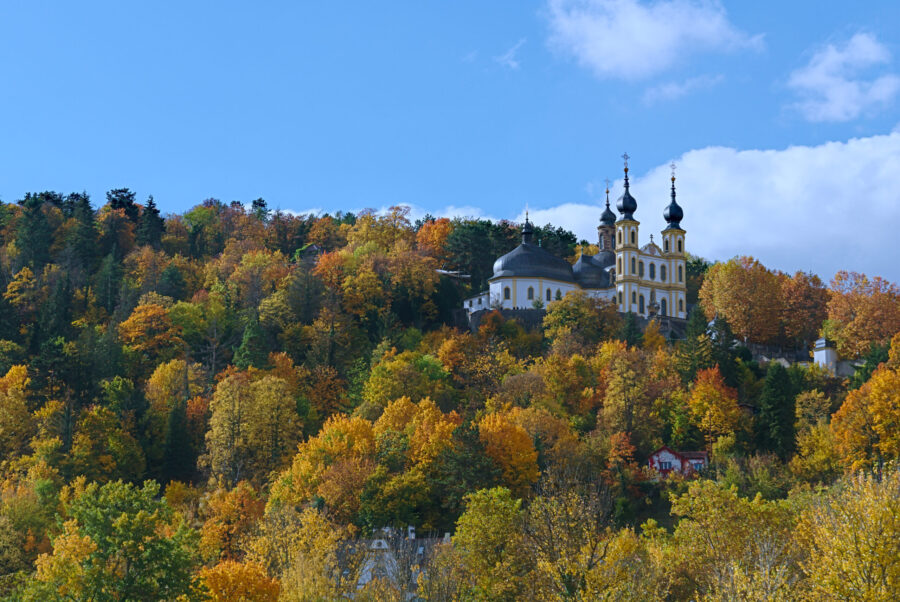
0,190,899,600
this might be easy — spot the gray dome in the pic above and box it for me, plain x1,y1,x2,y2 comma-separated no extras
492,243,575,283
600,200,616,227
572,251,615,289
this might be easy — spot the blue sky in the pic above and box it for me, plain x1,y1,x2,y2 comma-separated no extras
2,1,900,281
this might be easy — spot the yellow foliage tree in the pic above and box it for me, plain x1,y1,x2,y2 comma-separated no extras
478,413,539,495
0,365,34,461
199,560,280,602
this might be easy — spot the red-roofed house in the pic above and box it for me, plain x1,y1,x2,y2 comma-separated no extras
648,446,708,476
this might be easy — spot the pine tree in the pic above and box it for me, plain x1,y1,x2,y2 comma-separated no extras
15,194,52,270
94,253,122,313
163,398,193,483
754,362,796,458
157,264,186,300
137,195,165,248
233,319,267,370
67,193,98,270
106,188,140,222
618,312,642,347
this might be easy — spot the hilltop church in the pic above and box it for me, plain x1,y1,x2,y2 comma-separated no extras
464,156,688,320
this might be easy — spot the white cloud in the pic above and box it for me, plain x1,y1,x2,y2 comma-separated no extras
519,132,900,284
494,39,527,70
788,33,900,122
642,74,724,104
546,0,762,81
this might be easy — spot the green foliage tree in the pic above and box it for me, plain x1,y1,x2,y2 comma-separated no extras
755,362,796,459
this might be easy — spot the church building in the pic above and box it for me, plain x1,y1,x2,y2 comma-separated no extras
464,156,687,320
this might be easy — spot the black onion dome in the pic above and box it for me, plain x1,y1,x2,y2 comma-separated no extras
492,243,575,283
600,200,616,227
616,170,637,220
572,251,615,289
664,177,684,229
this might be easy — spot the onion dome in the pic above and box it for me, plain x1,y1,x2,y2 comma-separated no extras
664,166,684,229
616,154,637,220
600,186,616,227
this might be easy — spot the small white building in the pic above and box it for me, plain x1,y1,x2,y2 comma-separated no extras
648,446,708,476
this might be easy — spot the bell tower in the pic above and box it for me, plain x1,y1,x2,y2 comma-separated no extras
597,180,616,252
661,162,687,318
615,153,640,313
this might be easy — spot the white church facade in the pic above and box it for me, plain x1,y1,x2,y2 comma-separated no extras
464,157,687,320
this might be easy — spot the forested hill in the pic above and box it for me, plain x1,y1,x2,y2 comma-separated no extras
0,189,899,600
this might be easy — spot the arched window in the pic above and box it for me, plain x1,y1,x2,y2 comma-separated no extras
618,258,622,273
649,263,655,280
468,300,473,307
555,289,562,300
679,299,684,313
618,291,623,305
546,288,551,301
631,257,636,274
630,230,636,245
638,261,644,278
478,297,482,305
639,295,645,314
504,287,511,300
527,286,534,300
678,265,683,282
677,239,682,253
661,265,667,281
618,230,622,245
660,298,667,316
631,291,636,304
664,239,669,252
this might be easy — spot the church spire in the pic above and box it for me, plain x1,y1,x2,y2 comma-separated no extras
522,210,534,244
616,152,637,220
664,161,684,229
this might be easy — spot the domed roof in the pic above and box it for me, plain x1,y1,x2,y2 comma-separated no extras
572,251,615,289
616,167,637,220
600,199,616,227
492,242,576,283
664,176,684,229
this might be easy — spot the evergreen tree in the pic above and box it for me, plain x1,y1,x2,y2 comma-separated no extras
15,194,52,270
67,192,98,270
94,252,122,313
233,318,267,369
754,362,796,458
157,264,186,300
106,187,140,222
618,312,642,347
251,197,269,221
136,195,165,248
163,398,194,483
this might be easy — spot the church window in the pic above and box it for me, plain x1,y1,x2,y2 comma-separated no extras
664,239,669,252
632,291,636,304
527,287,534,300
504,287,511,300
618,291,622,305
649,263,655,280
555,289,562,300
618,258,622,273
478,297,482,305
677,239,682,253
468,300,472,307
546,288,551,301
631,257,636,274
679,299,684,313
638,261,644,278
630,230,636,245
639,295,645,314
660,298,667,316
678,265,683,282
661,265,667,281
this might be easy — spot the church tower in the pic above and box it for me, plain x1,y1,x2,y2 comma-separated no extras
615,154,640,313
597,183,616,251
660,163,687,318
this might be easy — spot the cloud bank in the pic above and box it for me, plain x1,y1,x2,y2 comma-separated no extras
788,33,900,122
546,0,761,81
509,132,900,283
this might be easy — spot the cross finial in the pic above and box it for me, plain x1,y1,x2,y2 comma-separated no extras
622,152,630,170
604,177,611,192
650,234,654,243
670,161,677,183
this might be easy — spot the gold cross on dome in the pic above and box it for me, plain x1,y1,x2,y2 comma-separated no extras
604,178,611,192
670,161,677,180
622,152,630,168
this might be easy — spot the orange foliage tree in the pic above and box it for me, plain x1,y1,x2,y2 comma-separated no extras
699,256,782,344
824,271,900,358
